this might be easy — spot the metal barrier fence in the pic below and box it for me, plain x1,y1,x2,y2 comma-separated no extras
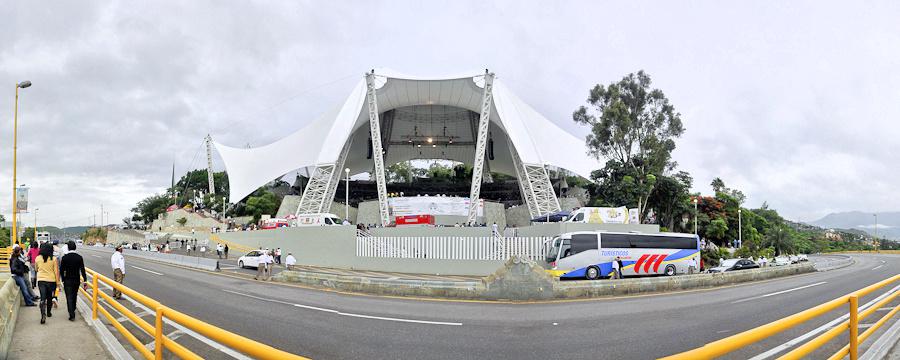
80,267,307,360
661,274,900,360
356,236,551,261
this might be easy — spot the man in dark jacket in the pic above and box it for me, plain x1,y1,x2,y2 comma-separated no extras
59,241,87,321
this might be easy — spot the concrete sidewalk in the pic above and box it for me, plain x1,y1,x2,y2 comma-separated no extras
9,288,111,359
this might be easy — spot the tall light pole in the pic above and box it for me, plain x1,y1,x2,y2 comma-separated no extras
873,213,878,250
693,197,699,235
738,209,742,248
344,168,350,221
11,80,31,245
33,208,38,242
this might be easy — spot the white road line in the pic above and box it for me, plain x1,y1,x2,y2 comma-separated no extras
732,282,827,304
223,289,462,326
131,266,164,276
749,284,900,360
90,255,103,258
872,265,884,270
93,277,252,360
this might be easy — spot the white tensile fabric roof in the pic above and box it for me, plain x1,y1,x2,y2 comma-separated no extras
215,69,598,202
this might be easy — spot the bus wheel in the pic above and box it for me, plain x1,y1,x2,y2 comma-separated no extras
586,266,600,280
664,264,676,276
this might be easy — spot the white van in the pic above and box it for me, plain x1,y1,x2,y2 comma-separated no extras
295,213,345,227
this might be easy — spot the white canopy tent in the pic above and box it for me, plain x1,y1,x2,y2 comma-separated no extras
214,69,598,225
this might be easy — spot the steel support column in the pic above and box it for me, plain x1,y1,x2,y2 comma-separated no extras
296,138,352,215
205,135,215,195
508,140,561,219
366,71,391,226
467,71,495,224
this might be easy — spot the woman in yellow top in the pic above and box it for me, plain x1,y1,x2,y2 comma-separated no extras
34,242,60,324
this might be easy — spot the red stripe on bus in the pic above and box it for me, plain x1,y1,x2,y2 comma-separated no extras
653,254,666,272
643,254,659,273
634,254,650,274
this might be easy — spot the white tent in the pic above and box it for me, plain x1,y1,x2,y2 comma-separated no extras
214,69,598,223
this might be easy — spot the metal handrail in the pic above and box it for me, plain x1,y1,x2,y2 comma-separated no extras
81,267,308,359
661,274,899,360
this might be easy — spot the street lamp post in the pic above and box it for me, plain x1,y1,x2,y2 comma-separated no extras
344,168,350,221
738,209,742,248
11,80,31,245
873,213,878,250
693,197,699,235
33,208,38,242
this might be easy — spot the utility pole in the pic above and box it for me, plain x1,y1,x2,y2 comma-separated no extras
100,203,104,226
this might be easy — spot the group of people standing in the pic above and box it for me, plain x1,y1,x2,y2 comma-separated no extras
252,248,296,280
9,240,87,324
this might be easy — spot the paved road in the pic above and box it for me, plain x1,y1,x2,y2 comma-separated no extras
78,249,898,359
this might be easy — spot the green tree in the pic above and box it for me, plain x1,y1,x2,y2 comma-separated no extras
426,162,454,181
245,192,278,222
131,194,173,223
647,171,693,232
573,70,685,221
705,218,728,242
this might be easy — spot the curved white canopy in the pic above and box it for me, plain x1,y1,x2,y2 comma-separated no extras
215,69,598,202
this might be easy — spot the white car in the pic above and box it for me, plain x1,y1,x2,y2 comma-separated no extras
238,250,263,269
774,257,792,266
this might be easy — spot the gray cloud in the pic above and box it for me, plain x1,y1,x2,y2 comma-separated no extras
2,1,898,225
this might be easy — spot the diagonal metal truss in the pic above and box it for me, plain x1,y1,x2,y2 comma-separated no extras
467,71,495,224
366,71,391,226
205,135,215,195
296,138,352,215
508,140,561,219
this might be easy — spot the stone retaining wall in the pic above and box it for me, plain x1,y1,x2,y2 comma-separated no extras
0,274,21,359
275,257,817,301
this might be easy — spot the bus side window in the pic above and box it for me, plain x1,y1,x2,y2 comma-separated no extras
572,213,584,222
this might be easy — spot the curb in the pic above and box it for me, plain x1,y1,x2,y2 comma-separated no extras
860,312,900,360
76,296,135,360
815,254,855,272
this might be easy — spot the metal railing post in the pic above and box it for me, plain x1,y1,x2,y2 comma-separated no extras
849,295,859,360
155,306,164,360
92,275,99,320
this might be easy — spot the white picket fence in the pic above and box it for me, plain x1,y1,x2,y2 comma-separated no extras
356,236,552,261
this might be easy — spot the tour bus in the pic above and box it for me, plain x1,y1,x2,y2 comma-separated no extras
546,231,700,279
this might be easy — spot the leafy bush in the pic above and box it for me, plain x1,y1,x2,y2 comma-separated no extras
177,217,188,226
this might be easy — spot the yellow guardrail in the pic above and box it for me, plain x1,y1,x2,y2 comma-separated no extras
661,274,899,360
208,234,254,254
80,267,309,360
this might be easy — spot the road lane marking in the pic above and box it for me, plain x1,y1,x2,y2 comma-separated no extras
222,289,462,326
731,282,827,304
749,283,900,360
131,266,164,276
872,265,883,270
339,312,462,326
92,278,252,360
90,255,102,258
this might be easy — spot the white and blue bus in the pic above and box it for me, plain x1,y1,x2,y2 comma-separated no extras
547,231,700,280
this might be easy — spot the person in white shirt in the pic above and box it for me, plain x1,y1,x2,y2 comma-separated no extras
254,251,268,281
284,253,297,271
110,246,126,299
275,248,281,264
216,244,224,259
611,256,621,279
688,258,697,274
264,251,275,281
199,245,206,257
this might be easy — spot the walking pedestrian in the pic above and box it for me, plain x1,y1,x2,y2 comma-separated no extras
60,241,87,321
9,247,37,307
224,244,229,259
111,246,126,300
254,251,268,281
275,248,282,264
285,252,296,271
35,243,60,323
216,243,224,259
688,257,697,274
200,245,207,257
264,251,274,281
612,256,621,279
27,241,39,289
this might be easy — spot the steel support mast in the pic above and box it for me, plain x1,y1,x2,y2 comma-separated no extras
466,71,495,224
296,139,352,215
365,71,391,226
205,135,215,195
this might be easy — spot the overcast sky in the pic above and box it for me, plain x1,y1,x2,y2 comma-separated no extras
3,1,898,227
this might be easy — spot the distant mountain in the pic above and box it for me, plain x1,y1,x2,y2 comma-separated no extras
810,211,900,240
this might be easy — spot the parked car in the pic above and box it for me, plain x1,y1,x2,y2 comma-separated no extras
238,250,263,269
798,254,809,262
774,256,792,266
707,259,760,273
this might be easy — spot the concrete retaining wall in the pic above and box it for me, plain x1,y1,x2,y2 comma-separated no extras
275,259,816,301
0,274,21,359
86,247,219,272
107,230,149,246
